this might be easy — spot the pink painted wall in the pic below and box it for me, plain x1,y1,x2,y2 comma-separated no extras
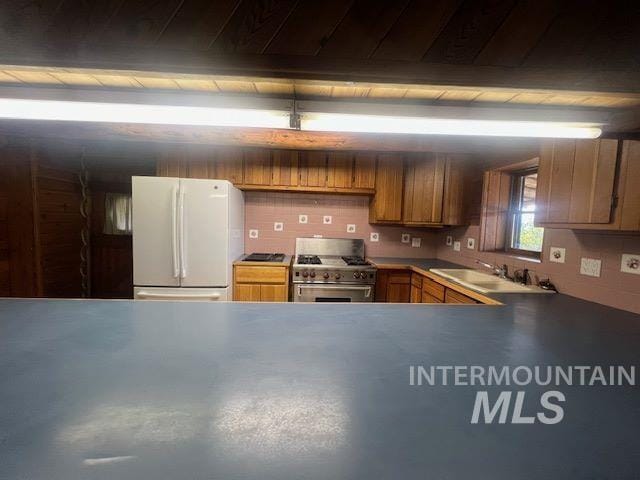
436,225,640,314
244,192,437,258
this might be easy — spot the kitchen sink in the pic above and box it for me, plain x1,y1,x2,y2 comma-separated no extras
429,268,551,294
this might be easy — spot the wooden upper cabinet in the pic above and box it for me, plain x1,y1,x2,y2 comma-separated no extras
442,154,468,226
299,151,327,187
402,153,445,224
243,149,271,186
214,148,244,184
618,140,640,231
370,154,404,223
536,139,618,224
353,153,376,189
271,150,299,187
326,152,353,189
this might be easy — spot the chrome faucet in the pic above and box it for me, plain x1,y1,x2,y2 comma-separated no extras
475,260,509,279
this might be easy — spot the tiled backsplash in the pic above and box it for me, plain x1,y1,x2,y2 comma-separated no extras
244,192,437,257
436,225,640,314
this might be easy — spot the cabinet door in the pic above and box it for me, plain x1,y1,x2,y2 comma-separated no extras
375,270,388,302
243,149,271,186
421,291,442,303
271,150,299,187
370,154,404,222
327,152,353,189
442,154,468,225
234,284,261,301
214,149,244,184
536,139,618,224
619,140,640,231
410,284,422,303
260,284,288,302
403,153,445,223
186,148,214,179
299,151,327,187
387,283,411,303
157,148,188,177
353,153,376,189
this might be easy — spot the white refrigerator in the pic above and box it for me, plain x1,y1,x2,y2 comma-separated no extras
132,176,244,301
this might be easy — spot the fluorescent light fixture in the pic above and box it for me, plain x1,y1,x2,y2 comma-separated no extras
0,98,292,129
300,112,602,139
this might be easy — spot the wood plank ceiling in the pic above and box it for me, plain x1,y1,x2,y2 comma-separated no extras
0,0,639,127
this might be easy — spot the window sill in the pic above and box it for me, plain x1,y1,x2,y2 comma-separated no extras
504,253,542,264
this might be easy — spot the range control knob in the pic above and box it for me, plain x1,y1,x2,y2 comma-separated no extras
302,270,309,278
323,272,330,279
353,271,359,279
309,271,316,278
360,272,368,279
335,273,341,280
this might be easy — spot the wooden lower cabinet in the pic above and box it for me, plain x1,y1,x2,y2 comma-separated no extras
377,269,488,305
233,264,290,302
375,270,411,302
444,289,479,304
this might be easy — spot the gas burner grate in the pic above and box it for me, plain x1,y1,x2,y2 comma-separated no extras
297,255,321,265
341,256,370,266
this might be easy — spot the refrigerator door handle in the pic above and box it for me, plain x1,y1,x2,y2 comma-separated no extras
178,186,187,279
171,185,179,278
136,291,221,300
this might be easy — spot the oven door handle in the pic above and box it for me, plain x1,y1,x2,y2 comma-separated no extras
297,285,372,297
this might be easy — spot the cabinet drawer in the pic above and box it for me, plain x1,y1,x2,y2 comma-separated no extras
234,266,287,284
445,289,478,304
411,274,423,289
423,277,445,301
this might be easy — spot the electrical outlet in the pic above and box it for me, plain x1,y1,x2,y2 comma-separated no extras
274,222,283,232
249,229,259,239
453,241,461,252
549,247,566,263
621,254,640,275
446,235,453,246
411,237,422,248
401,233,411,244
466,238,475,250
298,214,308,224
323,215,332,224
346,224,356,233
580,257,601,277
370,232,379,242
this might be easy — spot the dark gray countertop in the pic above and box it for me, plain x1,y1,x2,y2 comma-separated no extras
1,260,639,479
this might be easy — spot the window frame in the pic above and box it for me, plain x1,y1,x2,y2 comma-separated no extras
505,167,543,258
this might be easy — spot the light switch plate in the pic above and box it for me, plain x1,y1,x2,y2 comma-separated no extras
621,254,640,274
347,224,356,233
370,232,379,242
274,222,283,231
411,237,422,248
580,258,601,277
446,235,453,246
249,229,259,239
298,214,308,224
466,238,476,250
401,233,411,244
313,234,323,238
453,241,461,252
549,247,566,263
323,215,332,224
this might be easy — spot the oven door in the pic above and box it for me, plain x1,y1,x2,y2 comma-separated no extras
294,284,373,303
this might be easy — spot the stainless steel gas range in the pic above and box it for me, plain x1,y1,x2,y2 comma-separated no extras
292,237,377,302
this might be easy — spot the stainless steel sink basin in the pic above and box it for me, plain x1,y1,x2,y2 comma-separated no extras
429,268,551,294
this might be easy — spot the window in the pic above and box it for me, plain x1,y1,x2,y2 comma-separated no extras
506,169,544,255
103,193,132,235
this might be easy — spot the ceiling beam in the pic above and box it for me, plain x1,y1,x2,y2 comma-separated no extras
0,120,541,157
2,48,640,95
